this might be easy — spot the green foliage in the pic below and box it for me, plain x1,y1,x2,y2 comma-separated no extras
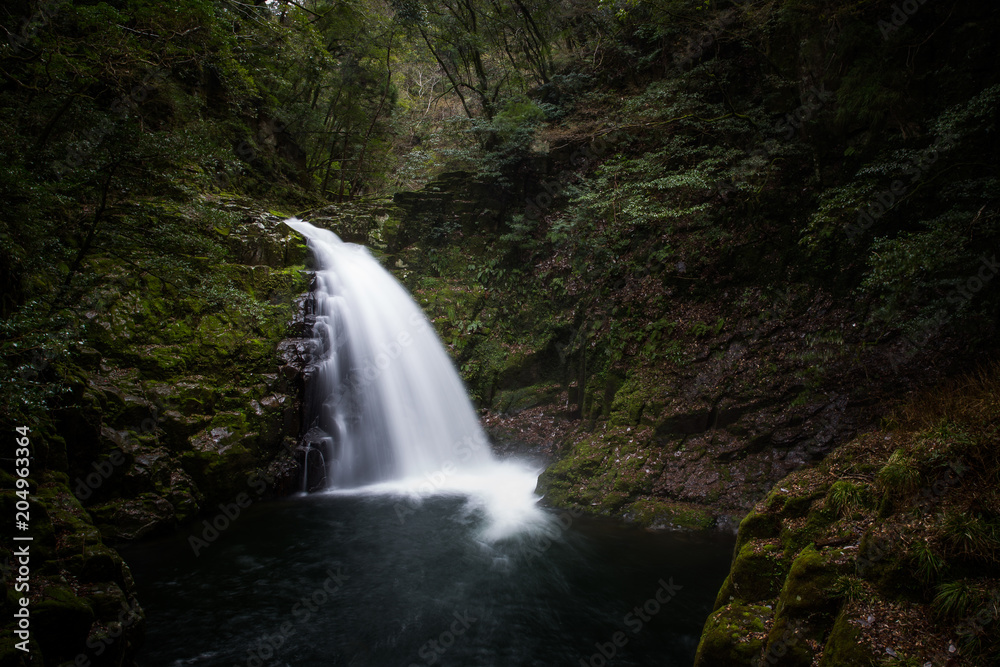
830,574,869,603
827,480,872,517
911,539,947,585
942,513,1000,563
933,580,973,620
876,450,922,497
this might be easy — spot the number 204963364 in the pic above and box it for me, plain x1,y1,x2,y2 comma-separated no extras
14,426,31,524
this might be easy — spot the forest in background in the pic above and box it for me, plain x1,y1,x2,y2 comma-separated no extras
3,0,999,422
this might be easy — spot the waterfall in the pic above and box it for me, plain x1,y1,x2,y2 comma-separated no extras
285,219,546,539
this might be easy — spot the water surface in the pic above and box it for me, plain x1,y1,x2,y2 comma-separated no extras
123,493,735,667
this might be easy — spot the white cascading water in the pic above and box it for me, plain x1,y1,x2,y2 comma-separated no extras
285,219,547,540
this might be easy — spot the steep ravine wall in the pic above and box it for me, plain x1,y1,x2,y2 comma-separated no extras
692,369,999,666
1,203,312,666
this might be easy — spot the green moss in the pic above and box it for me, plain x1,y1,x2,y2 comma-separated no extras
65,542,127,585
715,541,789,607
608,373,667,427
539,435,607,486
780,491,824,518
856,531,915,598
734,511,781,551
626,498,715,530
762,615,817,667
694,603,771,667
774,545,846,620
494,382,562,414
819,611,878,667
32,482,96,557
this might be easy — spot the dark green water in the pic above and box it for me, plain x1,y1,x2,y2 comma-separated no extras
122,492,735,667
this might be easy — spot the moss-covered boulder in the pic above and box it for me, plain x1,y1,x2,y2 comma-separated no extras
818,611,878,667
695,364,1000,665
33,584,95,664
694,603,771,666
774,545,847,619
714,540,790,608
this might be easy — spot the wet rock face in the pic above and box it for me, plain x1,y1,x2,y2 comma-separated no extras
692,389,1000,667
221,211,308,268
0,478,146,667
61,346,307,544
8,208,314,665
520,282,966,528
531,299,870,525
54,214,314,543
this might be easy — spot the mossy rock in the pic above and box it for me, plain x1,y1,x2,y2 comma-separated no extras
774,545,847,620
493,382,562,414
89,493,177,542
779,490,826,518
818,610,878,667
0,633,40,666
781,505,837,556
33,584,95,664
86,582,128,618
596,490,631,513
135,344,191,376
856,531,914,597
162,381,220,414
32,483,96,560
714,541,789,607
608,374,667,427
73,542,127,585
735,511,781,551
694,603,771,666
179,444,257,505
538,435,608,486
761,615,818,667
625,498,716,530
159,409,213,447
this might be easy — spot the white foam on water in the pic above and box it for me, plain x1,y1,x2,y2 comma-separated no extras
286,218,550,541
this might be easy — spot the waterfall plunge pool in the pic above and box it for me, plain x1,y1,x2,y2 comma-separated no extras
122,492,735,667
